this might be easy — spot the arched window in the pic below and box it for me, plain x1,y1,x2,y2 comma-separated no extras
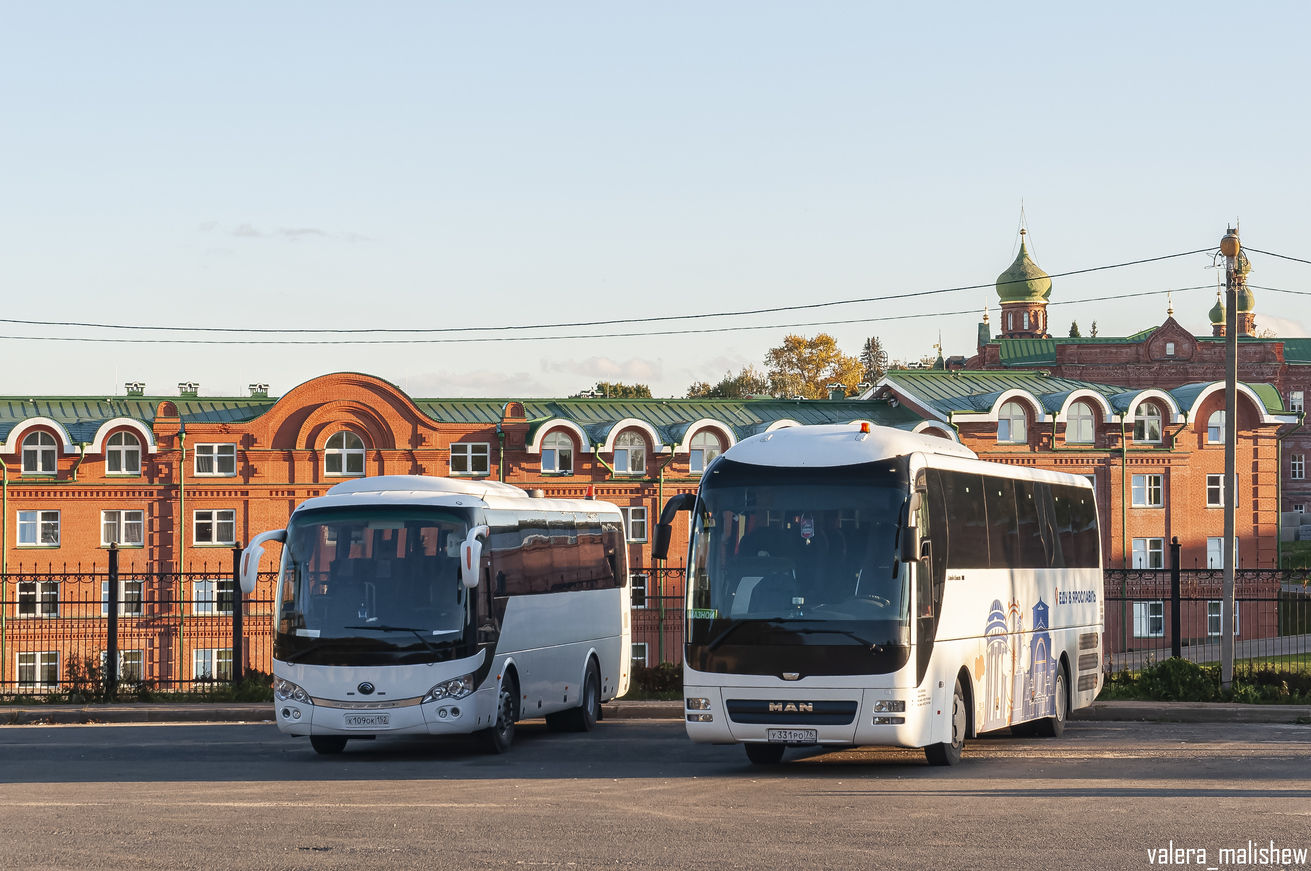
1007,312,1014,331
689,431,722,474
614,432,646,475
1207,410,1225,444
106,432,141,475
1022,311,1031,331
324,431,365,476
997,402,1027,444
22,431,57,474
1066,401,1095,444
1134,402,1163,443
542,431,573,474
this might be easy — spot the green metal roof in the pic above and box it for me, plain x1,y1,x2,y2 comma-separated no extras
884,370,1130,416
1282,338,1311,364
0,397,276,443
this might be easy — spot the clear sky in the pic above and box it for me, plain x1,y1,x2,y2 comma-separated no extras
2,3,1309,399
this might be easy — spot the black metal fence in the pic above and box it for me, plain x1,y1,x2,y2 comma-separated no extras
0,545,277,699
629,567,686,667
1104,552,1311,673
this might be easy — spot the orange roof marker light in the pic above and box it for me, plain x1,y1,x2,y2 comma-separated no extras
860,422,871,434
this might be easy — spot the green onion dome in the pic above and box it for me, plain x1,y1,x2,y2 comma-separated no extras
1209,292,1224,325
995,240,1052,304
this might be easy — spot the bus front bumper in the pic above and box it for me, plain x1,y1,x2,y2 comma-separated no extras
275,687,497,737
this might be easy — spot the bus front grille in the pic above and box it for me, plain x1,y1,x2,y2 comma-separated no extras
725,699,858,726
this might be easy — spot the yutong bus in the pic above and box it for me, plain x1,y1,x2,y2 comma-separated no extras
653,423,1103,765
240,476,631,755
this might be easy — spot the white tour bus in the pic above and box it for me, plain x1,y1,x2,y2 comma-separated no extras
653,423,1103,766
240,475,632,755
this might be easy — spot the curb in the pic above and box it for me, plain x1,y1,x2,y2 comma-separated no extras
1070,700,1311,725
1,704,274,726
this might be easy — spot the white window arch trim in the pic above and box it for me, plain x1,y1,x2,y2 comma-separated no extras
524,420,594,455
948,389,1049,425
672,420,737,455
84,419,159,456
1055,391,1115,424
0,418,76,458
1184,382,1299,427
597,419,668,455
911,421,962,442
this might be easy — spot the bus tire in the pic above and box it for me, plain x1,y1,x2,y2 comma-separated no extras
567,660,602,732
482,675,518,754
1009,720,1038,737
310,735,347,755
1036,666,1068,738
745,743,786,765
924,678,965,766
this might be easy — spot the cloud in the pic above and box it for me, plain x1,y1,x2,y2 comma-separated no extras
232,223,264,238
195,222,370,242
404,370,554,398
539,356,663,382
277,227,328,240
197,220,218,232
1258,314,1308,339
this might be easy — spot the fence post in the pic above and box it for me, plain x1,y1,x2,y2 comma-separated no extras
106,543,120,700
656,570,666,665
1170,536,1182,659
231,544,244,686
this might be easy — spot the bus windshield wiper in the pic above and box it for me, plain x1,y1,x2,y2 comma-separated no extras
789,627,877,647
706,623,745,651
343,625,455,653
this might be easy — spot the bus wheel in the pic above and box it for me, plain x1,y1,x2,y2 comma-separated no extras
310,735,347,755
1036,667,1068,738
745,743,786,765
546,661,601,733
924,679,965,766
482,676,518,754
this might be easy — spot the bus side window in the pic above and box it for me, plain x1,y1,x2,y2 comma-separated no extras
985,477,1020,569
1052,485,1099,568
602,522,626,587
1012,479,1050,569
925,469,949,592
1034,483,1065,568
941,471,989,569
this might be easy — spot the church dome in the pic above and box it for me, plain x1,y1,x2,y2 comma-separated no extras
1209,292,1224,325
996,239,1052,304
1237,285,1256,313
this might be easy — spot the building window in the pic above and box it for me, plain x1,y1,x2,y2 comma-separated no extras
193,648,233,682
1131,474,1163,508
1066,401,1095,444
1131,537,1164,569
1290,390,1304,414
194,509,236,546
623,506,648,542
324,431,366,476
1207,410,1225,444
1207,601,1239,637
101,579,144,616
1206,474,1224,507
1296,504,1307,514
630,573,649,609
997,401,1027,444
105,432,142,475
631,642,649,668
450,443,490,476
1293,454,1306,480
18,651,59,688
193,578,235,615
1165,342,1175,356
194,444,237,476
18,581,59,617
17,510,60,547
100,650,144,683
689,431,722,474
1134,402,1163,443
1206,536,1239,569
1133,601,1165,638
101,510,144,546
22,431,58,474
614,432,647,474
541,432,573,474
1022,311,1030,330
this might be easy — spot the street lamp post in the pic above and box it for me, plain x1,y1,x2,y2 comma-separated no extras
1220,227,1240,689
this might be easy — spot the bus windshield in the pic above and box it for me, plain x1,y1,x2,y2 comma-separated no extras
274,507,473,666
686,458,912,676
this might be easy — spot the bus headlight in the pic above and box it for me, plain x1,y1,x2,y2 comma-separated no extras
872,700,905,713
686,698,712,710
275,679,312,705
422,673,476,703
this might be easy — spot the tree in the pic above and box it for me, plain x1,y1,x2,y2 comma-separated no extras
764,333,864,399
859,336,889,385
1090,320,1099,338
1068,321,1082,338
579,382,652,399
686,365,771,399
1257,326,1278,338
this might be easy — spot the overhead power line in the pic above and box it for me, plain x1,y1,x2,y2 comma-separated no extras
0,284,1219,346
1244,248,1311,267
0,247,1214,336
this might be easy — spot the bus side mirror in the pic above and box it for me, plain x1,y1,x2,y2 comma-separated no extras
240,529,287,595
652,493,698,560
899,493,922,564
461,525,489,588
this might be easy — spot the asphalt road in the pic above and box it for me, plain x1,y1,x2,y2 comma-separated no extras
1,719,1309,870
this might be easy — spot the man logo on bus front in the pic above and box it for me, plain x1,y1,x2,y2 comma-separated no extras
358,682,375,695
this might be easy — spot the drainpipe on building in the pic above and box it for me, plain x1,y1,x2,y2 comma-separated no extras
70,444,86,482
1,459,7,688
496,424,505,482
1119,417,1129,661
592,444,616,479
1277,411,1306,568
178,430,187,684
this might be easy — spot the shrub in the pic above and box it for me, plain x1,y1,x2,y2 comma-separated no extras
631,662,682,694
1136,658,1220,702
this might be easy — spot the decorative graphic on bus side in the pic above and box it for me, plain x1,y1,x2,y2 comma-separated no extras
979,598,1057,731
